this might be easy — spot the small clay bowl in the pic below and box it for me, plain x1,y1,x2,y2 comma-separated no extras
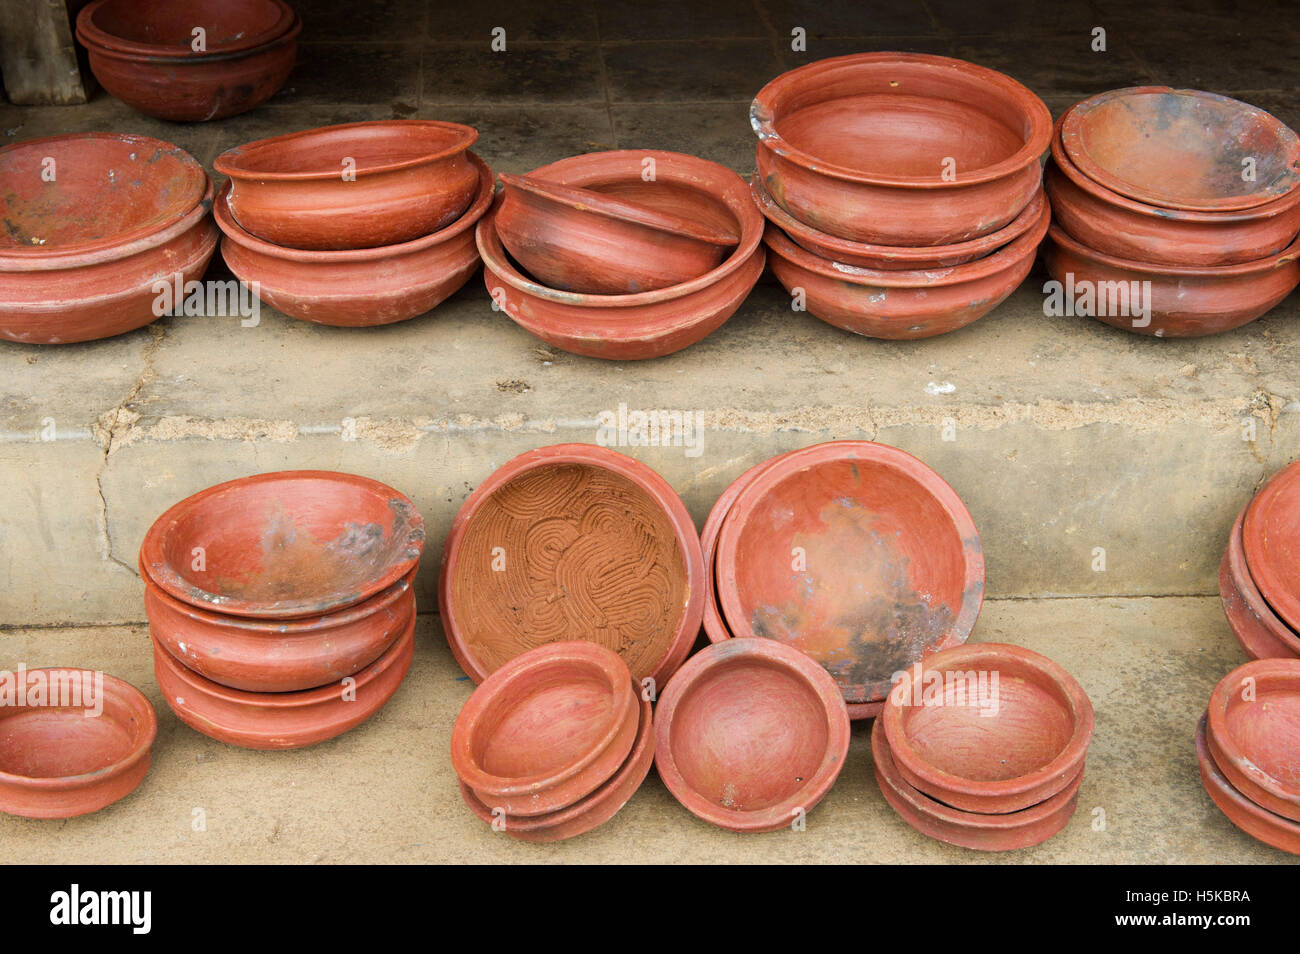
154,612,414,749
1060,87,1300,214
1042,224,1300,338
1205,659,1300,822
752,52,1051,246
715,440,984,709
139,470,425,620
1196,713,1300,855
77,0,295,59
0,669,156,819
215,121,479,251
1219,507,1300,660
880,642,1094,814
871,717,1082,851
1242,461,1300,634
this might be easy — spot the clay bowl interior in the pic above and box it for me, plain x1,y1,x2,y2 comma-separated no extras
1242,462,1300,634
79,0,294,57
1220,507,1300,660
1196,713,1300,855
1207,660,1300,821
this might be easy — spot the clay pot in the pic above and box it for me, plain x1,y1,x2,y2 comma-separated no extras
880,642,1094,814
872,717,1082,851
751,53,1051,246
0,669,156,819
1219,508,1300,660
439,443,704,688
1060,87,1300,214
478,150,765,360
714,441,984,710
215,121,479,251
764,197,1049,340
1205,659,1300,822
1042,224,1300,337
1242,461,1300,634
654,638,851,833
450,642,638,817
1196,713,1300,855
215,155,492,327
140,470,425,620
77,0,295,58
153,613,414,749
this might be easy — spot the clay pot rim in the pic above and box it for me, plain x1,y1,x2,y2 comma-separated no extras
76,0,295,60
880,641,1094,801
1196,712,1300,845
1059,86,1300,214
653,637,851,832
1223,507,1300,657
139,469,426,620
750,52,1053,189
437,442,705,687
1241,462,1300,633
0,669,157,790
1046,222,1300,277
1206,658,1300,807
77,12,301,65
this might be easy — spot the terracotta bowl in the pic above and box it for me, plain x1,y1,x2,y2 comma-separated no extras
714,441,984,710
215,153,492,327
439,443,704,688
752,52,1051,246
140,470,425,620
1042,224,1300,337
77,0,295,58
872,717,1082,851
1060,87,1300,214
1242,461,1300,634
764,197,1048,340
1219,507,1300,660
144,567,415,693
0,669,156,819
880,642,1094,814
1196,713,1300,855
1206,659,1300,822
215,121,480,251
154,612,414,749
478,149,764,360
654,638,851,833
450,642,638,817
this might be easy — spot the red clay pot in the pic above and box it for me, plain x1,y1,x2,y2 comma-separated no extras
714,441,984,709
154,612,414,749
438,444,704,688
1205,659,1300,822
77,0,295,58
216,155,491,327
872,717,1082,851
752,53,1051,246
880,642,1094,814
1219,507,1300,660
654,638,851,833
0,669,156,819
215,121,479,251
140,470,425,620
701,457,783,646
1196,713,1300,855
1060,88,1300,214
1242,461,1300,634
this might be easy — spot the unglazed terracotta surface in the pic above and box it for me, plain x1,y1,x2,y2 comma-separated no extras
1220,508,1300,660
1242,461,1300,634
77,0,295,58
1196,713,1300,855
1206,659,1300,822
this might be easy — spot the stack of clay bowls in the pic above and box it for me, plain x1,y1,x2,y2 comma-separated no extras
139,471,425,749
213,120,492,327
76,0,299,121
477,150,765,359
1044,87,1300,337
452,641,654,842
876,643,1095,851
0,133,217,344
1197,660,1300,854
751,52,1052,340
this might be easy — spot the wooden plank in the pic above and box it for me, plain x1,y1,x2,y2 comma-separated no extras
0,0,89,105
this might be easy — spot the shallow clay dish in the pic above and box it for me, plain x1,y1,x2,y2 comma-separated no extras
1242,462,1300,634
1206,659,1300,822
77,0,295,58
215,121,479,250
881,642,1094,814
752,52,1051,246
1196,713,1300,855
1220,507,1300,660
654,638,851,833
714,441,984,709
872,717,1082,851
1060,88,1300,214
0,669,156,819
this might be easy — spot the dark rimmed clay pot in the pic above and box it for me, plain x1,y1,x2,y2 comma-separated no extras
871,717,1082,851
77,0,295,58
215,121,479,251
1205,659,1300,822
458,688,654,842
450,642,638,817
153,612,414,749
478,149,764,361
0,669,156,819
751,52,1052,246
764,196,1049,340
215,153,493,327
438,443,704,688
880,642,1094,814
1242,461,1300,634
139,470,425,620
1196,713,1300,855
714,440,984,710
1060,87,1300,214
1219,507,1300,660
654,638,851,833
1042,223,1300,338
